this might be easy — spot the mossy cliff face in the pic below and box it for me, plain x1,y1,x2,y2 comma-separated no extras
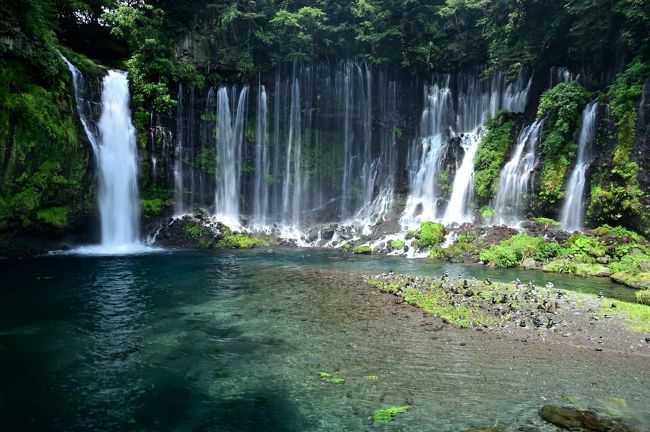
0,47,97,240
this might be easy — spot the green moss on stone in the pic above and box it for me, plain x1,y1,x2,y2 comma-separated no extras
353,245,372,254
372,406,409,424
217,233,268,249
636,290,650,305
389,239,405,250
473,112,515,203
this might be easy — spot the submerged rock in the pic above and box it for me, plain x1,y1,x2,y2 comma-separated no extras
539,405,637,431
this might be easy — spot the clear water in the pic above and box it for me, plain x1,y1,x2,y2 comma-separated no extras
1,249,648,431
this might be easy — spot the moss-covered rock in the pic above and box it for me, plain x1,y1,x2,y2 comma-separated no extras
389,239,405,250
473,112,516,204
542,259,611,277
636,289,650,305
216,233,270,249
610,271,650,289
352,245,372,254
372,406,408,424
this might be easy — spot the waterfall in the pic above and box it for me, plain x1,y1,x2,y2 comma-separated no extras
402,71,531,229
174,83,185,214
354,74,398,233
549,67,574,88
59,55,98,153
96,71,140,247
281,75,302,228
401,79,453,228
442,133,480,224
215,86,248,227
252,84,269,225
559,102,598,231
490,120,544,226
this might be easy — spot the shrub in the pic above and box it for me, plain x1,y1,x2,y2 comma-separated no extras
480,234,561,268
414,222,446,248
563,234,607,258
610,253,650,274
36,206,68,228
389,239,405,250
591,224,644,242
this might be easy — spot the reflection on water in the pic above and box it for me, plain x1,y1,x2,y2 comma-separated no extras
0,249,648,431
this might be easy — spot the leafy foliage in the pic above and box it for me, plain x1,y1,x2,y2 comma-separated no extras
480,234,561,268
474,112,515,203
414,222,446,249
536,81,589,212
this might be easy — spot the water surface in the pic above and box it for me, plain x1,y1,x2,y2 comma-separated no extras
1,249,648,431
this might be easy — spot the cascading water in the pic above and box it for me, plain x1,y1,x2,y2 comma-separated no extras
96,71,141,249
490,120,544,226
402,79,452,227
215,86,248,228
174,83,185,214
549,66,574,88
354,73,398,234
61,56,145,253
559,102,598,231
59,55,98,153
442,133,480,224
252,84,269,226
402,71,531,229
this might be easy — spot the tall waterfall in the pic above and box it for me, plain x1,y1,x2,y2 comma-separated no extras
252,84,269,225
174,84,185,214
96,71,140,248
215,86,248,227
60,57,145,253
401,79,453,226
559,102,598,231
490,120,544,226
402,71,531,229
199,60,398,232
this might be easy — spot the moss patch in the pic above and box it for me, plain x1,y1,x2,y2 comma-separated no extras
352,245,372,254
36,206,68,228
636,290,650,305
474,112,516,203
217,233,270,249
600,299,650,332
372,406,409,424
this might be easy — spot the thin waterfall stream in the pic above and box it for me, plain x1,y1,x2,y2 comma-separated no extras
559,102,598,231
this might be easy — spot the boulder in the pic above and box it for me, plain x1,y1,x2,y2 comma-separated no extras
539,405,637,431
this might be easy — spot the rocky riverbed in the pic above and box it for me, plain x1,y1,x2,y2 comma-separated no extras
365,272,650,355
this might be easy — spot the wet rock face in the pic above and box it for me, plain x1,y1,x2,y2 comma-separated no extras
539,405,638,432
154,213,226,248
